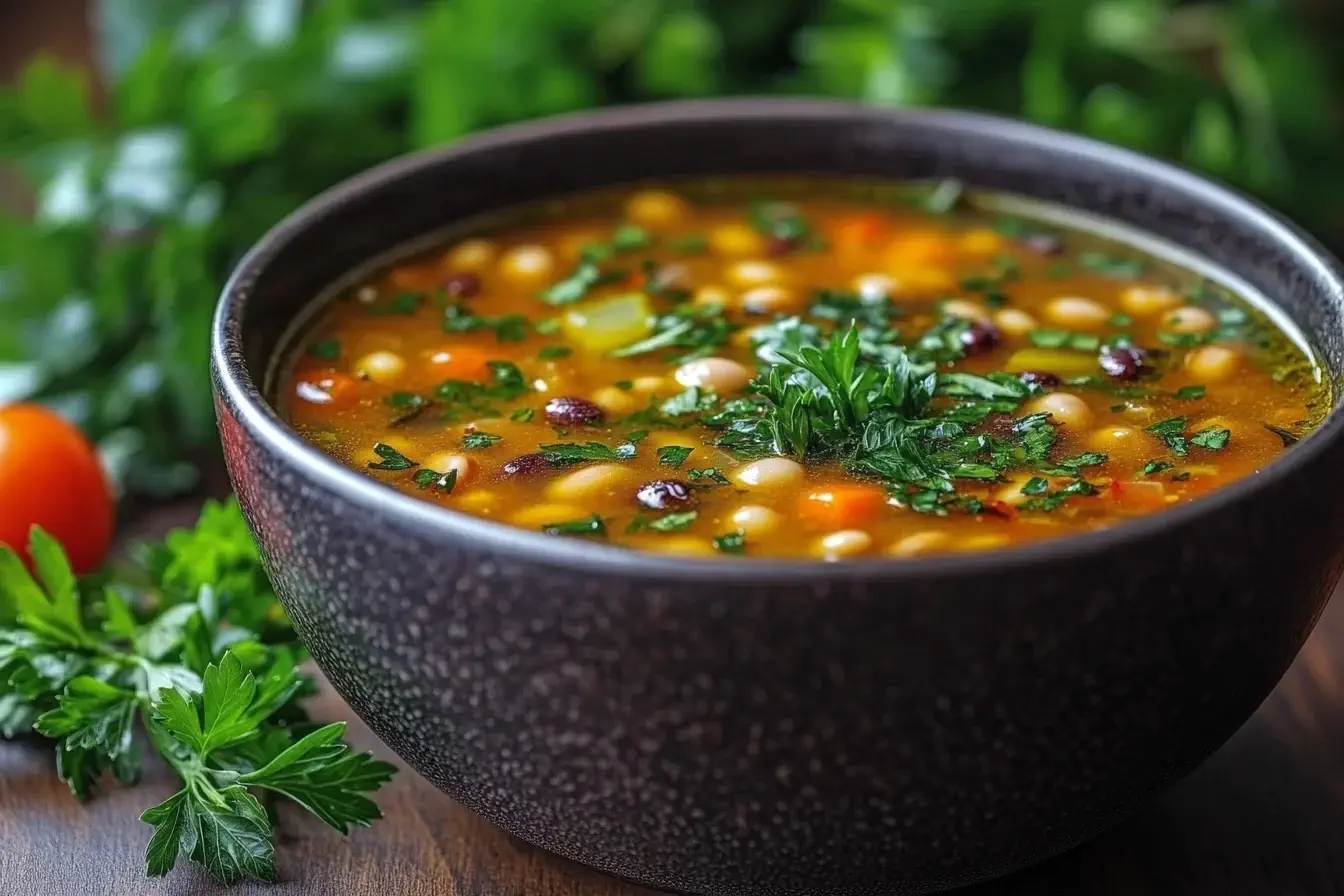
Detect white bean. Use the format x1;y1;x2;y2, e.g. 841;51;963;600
1120;285;1180;316
422;452;477;488
1046;296;1109;330
1027;393;1094;429
816;529;873;560
445;238;497;272
353;351;406;385
1162;305;1217;334
889;531;950;557
739;286;799;315
734;457;804;489
728;260;786;287
1184;345;1241;382
499;245;554;283
674;356;753;393
994;308;1037;338
546;464;633;502
730;505;781;537
941;299;990;322
512;503;590;528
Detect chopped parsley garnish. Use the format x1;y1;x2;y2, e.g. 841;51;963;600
461;432;502;450
670;234;708;253
657;446;694;467
433;361;528;421
661;386;718;417
538;345;573;360
540;513;607;537
1020;476;1049;495
809;289;898;330
367;442;417;470
1142;460;1173;476
510;408;535;422
626;511;698;534
1020;478;1099;511
307;339;341;360
1079;251;1146;279
1108;313;1133;327
712;531;747;554
611;305;734;360
413;467;458;492
687;467;732;486
1175;385;1207;399
1038;452;1108;477
1145;416;1190;456
385;391;431;426
541;260;626;305
611;223;652;252
1265;423;1301;446
443;304;529;341
750;200;813;243
370;292;422;315
1190;426;1230;450
537;441;637;466
535;318;560;335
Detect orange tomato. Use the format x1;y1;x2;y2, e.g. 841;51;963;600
798;483;888;529
427;345;492;382
0;404;114;575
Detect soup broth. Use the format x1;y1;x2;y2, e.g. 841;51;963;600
279;179;1325;560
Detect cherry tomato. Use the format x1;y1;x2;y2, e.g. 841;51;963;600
0;404;114;574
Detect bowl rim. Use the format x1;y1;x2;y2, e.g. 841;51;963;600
213;97;1344;583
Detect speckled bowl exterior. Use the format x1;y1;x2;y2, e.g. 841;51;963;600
211;101;1344;896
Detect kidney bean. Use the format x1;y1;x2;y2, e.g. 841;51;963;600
636;479;695;511
544;396;605;427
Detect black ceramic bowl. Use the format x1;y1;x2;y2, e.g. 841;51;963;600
212;100;1344;896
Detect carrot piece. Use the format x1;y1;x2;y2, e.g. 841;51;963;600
832;214;889;254
798;483;888;528
295;370;361;406
427;345;493;382
886;229;957;269
1109;479;1166;512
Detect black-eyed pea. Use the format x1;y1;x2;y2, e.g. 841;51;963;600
445;238;497;272
590;386;640;415
888;531;950;557
624;189;690;228
728;260;787;287
730;505;781;537
815;529;873;560
674;356;753;393
1045;296;1109;330
512;503;590;528
546;464;635;502
353;350;406;385
994;308;1037;338
739;286;799;316
941;299;991;323
1162;305;1217;334
734;457;804;489
422;452;477;488
1027;392;1093;429
709;222;766;257
1120;285;1181;316
1184;345;1242;382
498;245;555;284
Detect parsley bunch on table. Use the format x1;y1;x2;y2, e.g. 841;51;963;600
0;500;395;885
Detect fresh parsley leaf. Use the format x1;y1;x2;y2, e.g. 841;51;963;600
1175;385;1207;399
1142;460;1173;476
510;408;535;422
1029;329;1100;352
385;392;430;426
661;387;718;417
1191;426;1231;450
461;432;502;450
670;234;708;253
626;511;699;534
657;446;694;467
712;531;747;554
307;339;341;361
687;468;732;486
611;223;652;252
538;442;637;466
1079;251;1146;279
540;514;607;537
538;345;572;360
1145;417;1190;456
1020;476;1049;495
442;304;528;342
367;443;417;470
541;260;625;305
370;292;422;316
611;305;734;360
413;468;458;493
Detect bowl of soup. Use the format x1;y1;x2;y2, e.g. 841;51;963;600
212;100;1344;896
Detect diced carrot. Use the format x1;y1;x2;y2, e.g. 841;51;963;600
798;483;887;528
886;229;957;269
1109;479;1166;512
832;214;889;254
427;345;492;382
295;370;361;406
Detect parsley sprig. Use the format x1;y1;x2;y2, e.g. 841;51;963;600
0;501;395;884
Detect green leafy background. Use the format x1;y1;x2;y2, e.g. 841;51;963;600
2;0;1339;498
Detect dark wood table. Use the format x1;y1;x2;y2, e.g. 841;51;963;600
5;501;1344;895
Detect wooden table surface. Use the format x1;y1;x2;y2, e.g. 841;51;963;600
5;498;1344;895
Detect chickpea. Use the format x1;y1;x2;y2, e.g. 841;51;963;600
853;273;896;303
1184;345;1242;383
739;286;800;316
730;505;781;538
1120;285;1181;316
816;529;874;560
1162;305;1217;334
445;238;497;272
422;452;477;489
958;228;1005;257
710;223;766;257
591;386;640;415
498;245;555;283
1088;425;1145;460
734;457;804;489
693;284;732;308
546;464;634;502
728;260;786;287
353;350;406;385
888;531;950;557
1045;296;1109;330
994;308;1038;338
941;299;991;323
625;189;690;229
512;503;590;528
674;357;753;393
1027;392;1094;429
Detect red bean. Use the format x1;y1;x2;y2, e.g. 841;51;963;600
443;272;482;299
501;453;549;477
1022;233;1063;256
1018;370;1062;389
636;479;695;510
544;396;605;427
959;321;1001;355
1099;345;1149;380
